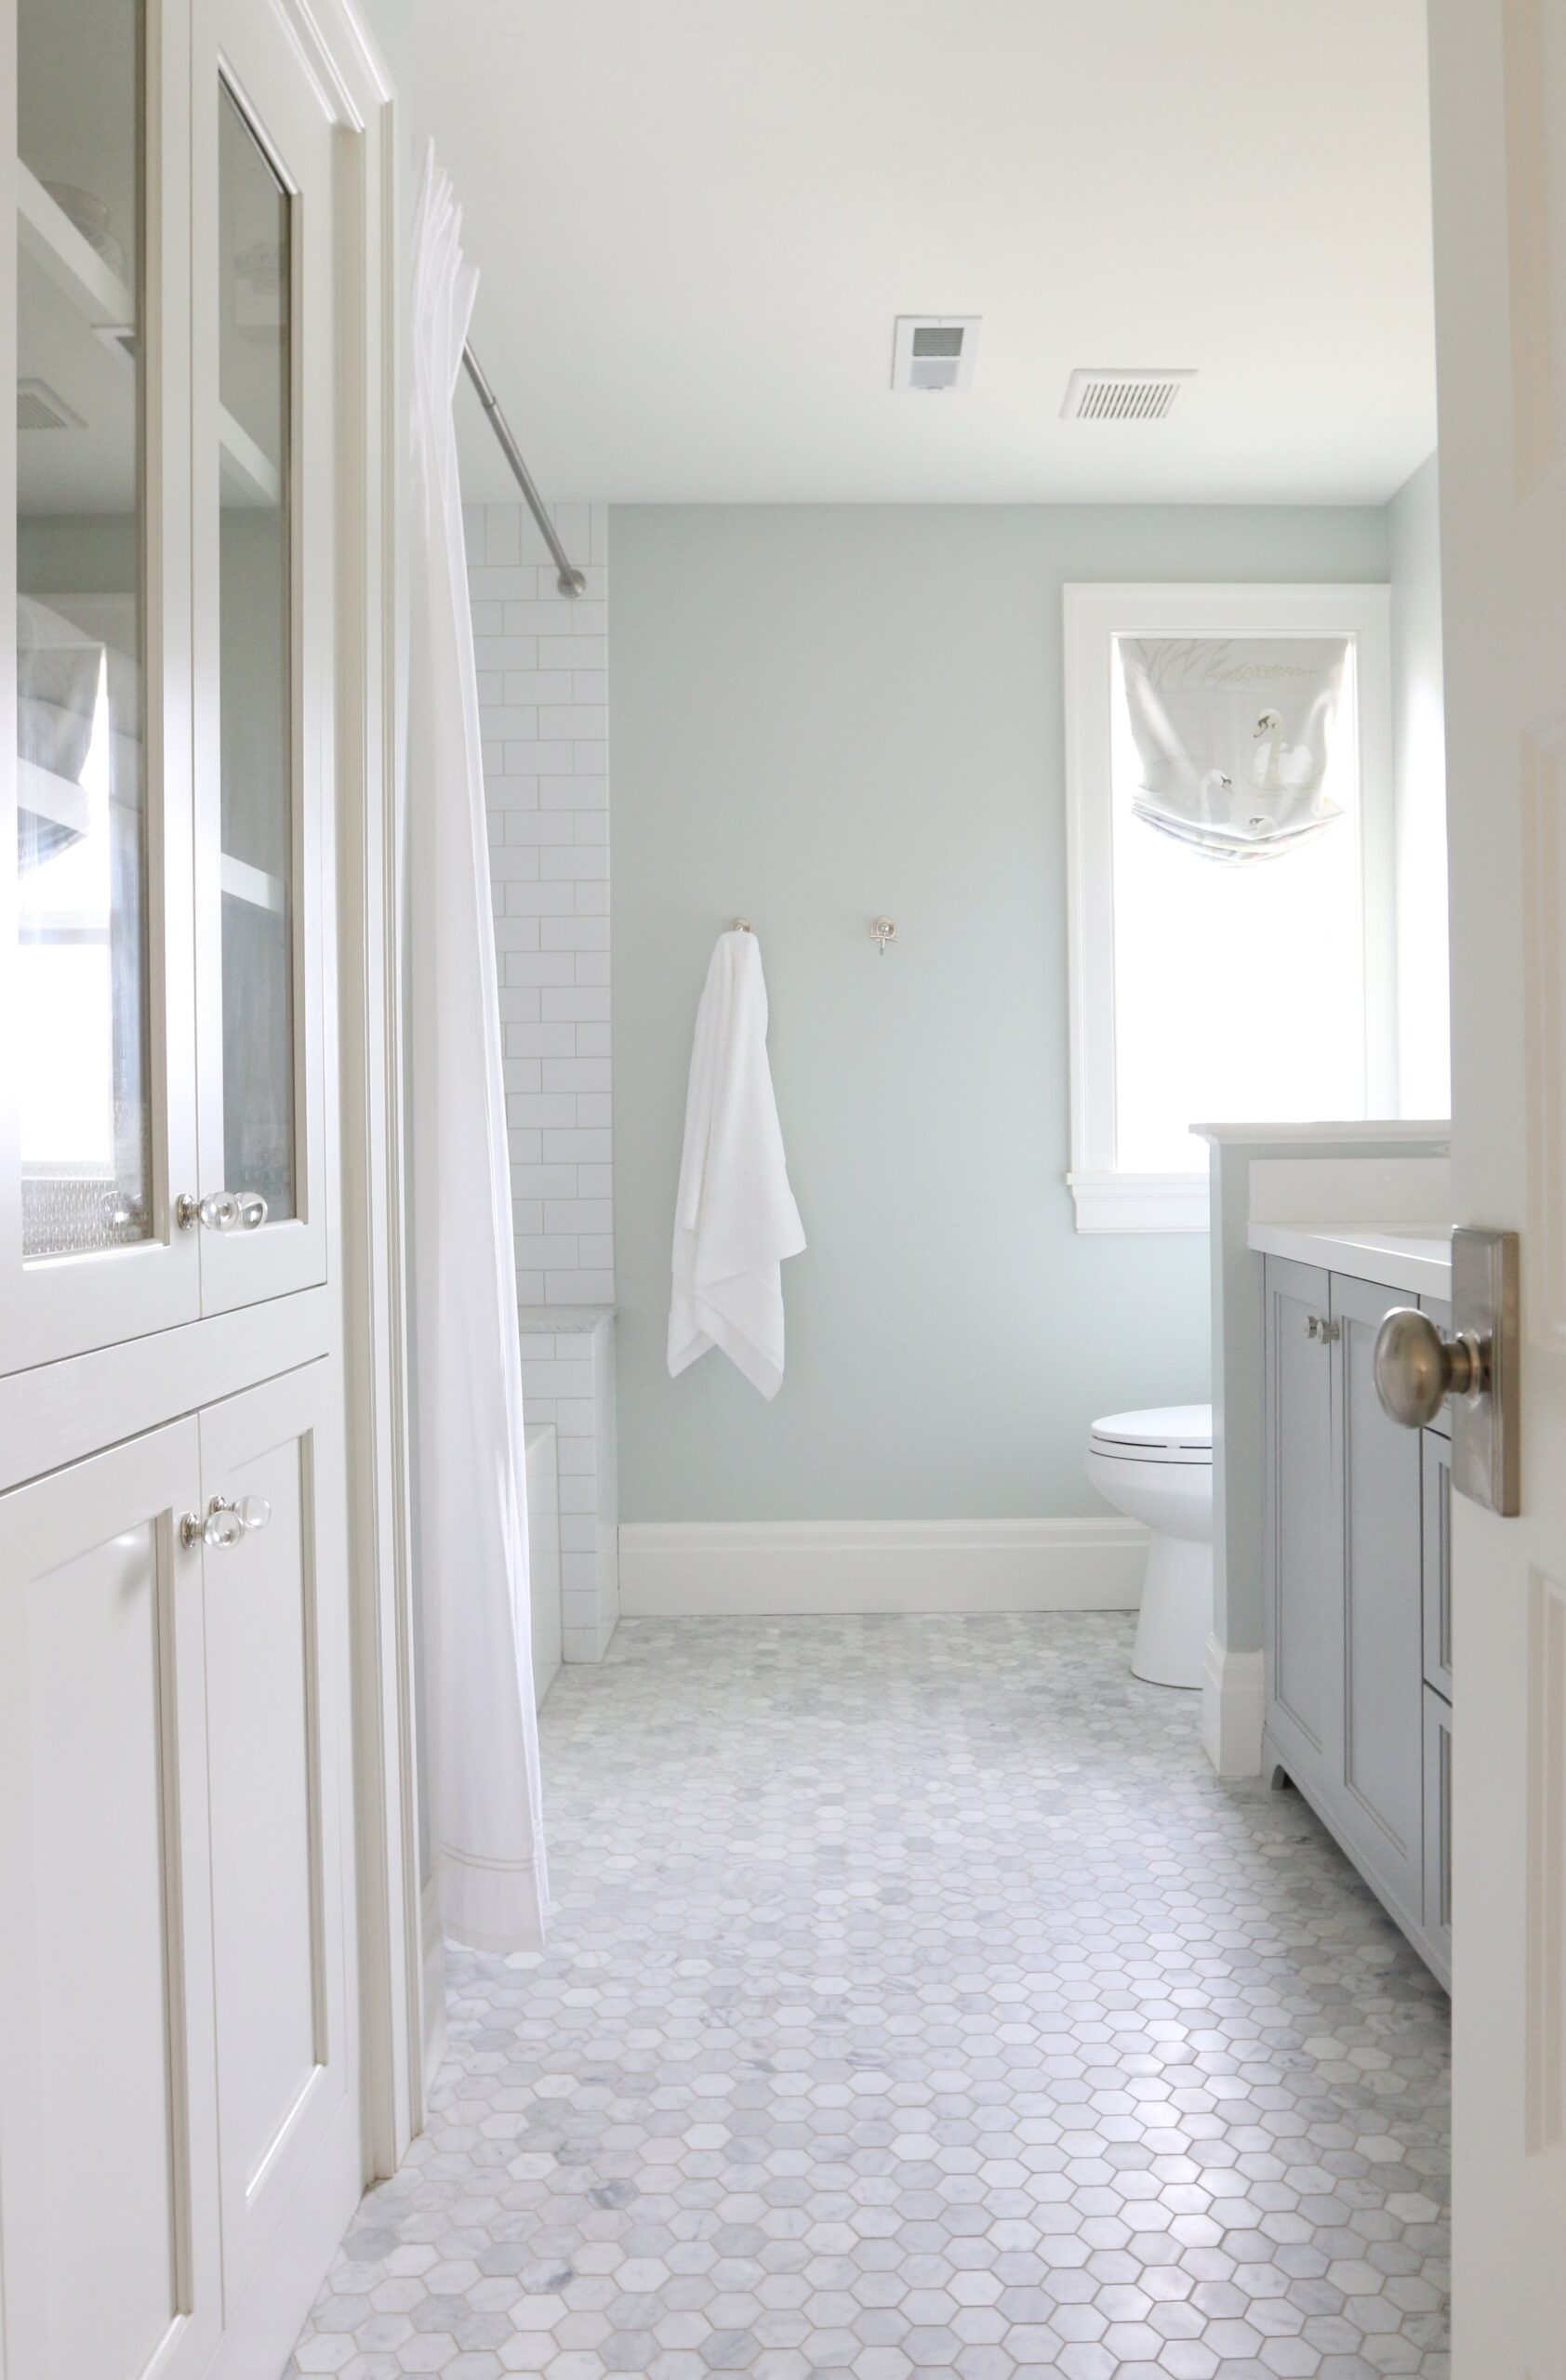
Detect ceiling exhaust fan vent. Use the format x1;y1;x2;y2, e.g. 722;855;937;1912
1061;367;1195;422
18;377;85;431
892;316;980;394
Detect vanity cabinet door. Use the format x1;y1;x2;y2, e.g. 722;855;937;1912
1263;1255;1339;1793
1330;1271;1425;1936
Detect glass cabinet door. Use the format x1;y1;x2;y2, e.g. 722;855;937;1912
1;0;200;1370
191;1;330;1312
216;87;296;1225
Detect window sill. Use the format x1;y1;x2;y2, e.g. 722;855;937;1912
1068;1171;1211;1234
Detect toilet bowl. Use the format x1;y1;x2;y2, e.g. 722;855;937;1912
1084;1404;1213;1689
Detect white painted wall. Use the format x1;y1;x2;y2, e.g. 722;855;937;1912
608;502;1392;1528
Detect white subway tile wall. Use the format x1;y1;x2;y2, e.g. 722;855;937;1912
466;499;612;1306
519;1311;618;1665
469;500;618;1660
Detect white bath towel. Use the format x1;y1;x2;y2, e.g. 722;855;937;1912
669;930;805;1399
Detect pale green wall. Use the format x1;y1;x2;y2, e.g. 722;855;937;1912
611;504;1390;1524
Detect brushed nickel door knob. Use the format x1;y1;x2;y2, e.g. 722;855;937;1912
1374;1305;1485;1429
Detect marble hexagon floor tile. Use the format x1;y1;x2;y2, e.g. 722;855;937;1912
286;1614;1450;2380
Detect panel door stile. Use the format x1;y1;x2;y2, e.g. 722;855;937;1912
1422;1428;1453;1703
1423;1685;1453;1987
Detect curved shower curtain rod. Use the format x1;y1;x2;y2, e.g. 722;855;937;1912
461;345;587;599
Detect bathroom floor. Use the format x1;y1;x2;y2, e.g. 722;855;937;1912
287;1615;1450;2380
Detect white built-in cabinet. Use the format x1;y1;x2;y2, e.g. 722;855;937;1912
1263;1256;1453;1986
1;0;365;2371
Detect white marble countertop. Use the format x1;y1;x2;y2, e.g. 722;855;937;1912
1246;1222;1453;1299
1195;1118;1451;1149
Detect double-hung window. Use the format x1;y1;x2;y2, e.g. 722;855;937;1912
1063;584;1395;1232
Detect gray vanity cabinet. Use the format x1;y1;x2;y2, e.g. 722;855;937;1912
1262;1258;1453;1987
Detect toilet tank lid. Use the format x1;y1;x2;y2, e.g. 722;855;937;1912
1090;1403;1213;1458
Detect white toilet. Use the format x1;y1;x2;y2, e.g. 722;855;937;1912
1084;1404;1214;1689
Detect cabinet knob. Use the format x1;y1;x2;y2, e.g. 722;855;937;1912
176;1189;269;1234
180;1493;272;1551
1373;1306;1484;1430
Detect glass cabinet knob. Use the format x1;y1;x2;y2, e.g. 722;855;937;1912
180;1493;272;1551
176;1189;270;1233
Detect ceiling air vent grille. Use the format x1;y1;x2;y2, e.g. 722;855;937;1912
892;316;980;394
18;377;85;431
1061;367;1195;422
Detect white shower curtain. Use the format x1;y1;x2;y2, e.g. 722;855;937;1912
405;146;548;1953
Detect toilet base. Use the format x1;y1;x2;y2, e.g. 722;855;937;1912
1131;1530;1211;1690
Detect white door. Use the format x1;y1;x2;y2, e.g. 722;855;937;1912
1429;0;1566;2366
199;1360;354;2322
189;0;333;1312
0;1421;223;2380
0;0;201;1369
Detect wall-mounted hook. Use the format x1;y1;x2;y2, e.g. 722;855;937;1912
730;916;753;932
869;918;898;957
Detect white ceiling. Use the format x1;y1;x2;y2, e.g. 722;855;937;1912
381;0;1438;507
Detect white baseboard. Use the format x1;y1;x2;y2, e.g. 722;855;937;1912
1201;1633;1265;1778
618;1516;1148;1619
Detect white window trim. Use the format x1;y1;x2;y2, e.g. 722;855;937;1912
1063;582;1396;1235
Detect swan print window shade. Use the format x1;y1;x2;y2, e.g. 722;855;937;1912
1119;635;1350;862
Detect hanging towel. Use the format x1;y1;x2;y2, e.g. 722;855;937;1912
669;930;805;1399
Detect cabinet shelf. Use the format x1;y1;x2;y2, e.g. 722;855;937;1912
219;853;285;915
17;161;133;337
217;411;283;509
18;161;282;508
18;756;93;840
